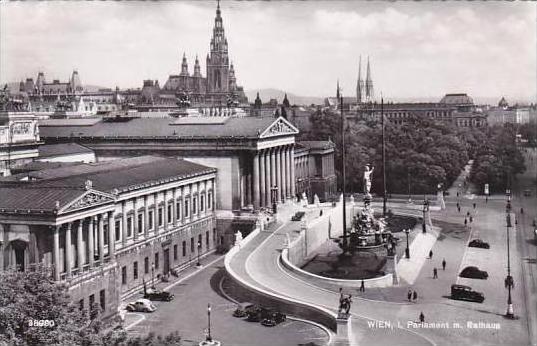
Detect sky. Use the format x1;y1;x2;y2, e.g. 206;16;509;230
1;1;536;103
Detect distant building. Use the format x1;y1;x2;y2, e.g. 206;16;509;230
0;112;42;176
486;97;532;126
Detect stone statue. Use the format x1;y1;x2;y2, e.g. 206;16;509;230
338;293;352;316
363;165;374;195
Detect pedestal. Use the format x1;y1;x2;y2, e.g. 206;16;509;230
336;314;352;341
199;340;221;346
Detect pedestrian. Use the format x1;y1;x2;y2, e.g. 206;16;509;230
429;250;433;259
320;209;323;217
407;290;412;302
521;208;524;214
419;312;425;323
486;196;488;203
433;267;438;279
464;218;468;226
469;216;473;223
457;191;460;197
442;258;446;271
360;280;365;292
473;202;476;209
467;211;470;217
413;290;418;302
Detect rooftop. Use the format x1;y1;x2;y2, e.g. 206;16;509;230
38;142;94;158
0;156;216;213
39;116;293;140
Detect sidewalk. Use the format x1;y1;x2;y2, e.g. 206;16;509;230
397;226;440;285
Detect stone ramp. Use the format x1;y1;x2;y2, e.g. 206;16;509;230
397;227;440;285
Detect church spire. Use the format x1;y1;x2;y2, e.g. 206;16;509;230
365;56;374;102
180;53;190;76
357;55;364;104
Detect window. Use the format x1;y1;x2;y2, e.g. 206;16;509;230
206;231;209;247
182;241;186;257
190;238;195;253
148;210;154;230
208;192;213;210
100;289;105;311
184;199;190;218
158;207;163;227
89;294;96;319
154;253;159;269
200;195;205;212
115;220;121;242
173;244;178;260
213;228;217;242
193;196;197;215
176;201;182;221
121;266;127;285
168;204;173;223
144;257;149;274
137;213;144;234
79;299;84;311
133;261;138;280
127;216;133;238
198;234;202;251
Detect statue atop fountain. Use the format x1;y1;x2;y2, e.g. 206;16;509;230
363;165;374;203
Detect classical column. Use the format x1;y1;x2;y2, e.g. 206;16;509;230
259;150;266;207
246;173;252;206
144;196;149;238
277;147;285;202
264;150;271;206
280;147;287;201
53;225;60;281
108;211;115;260
276;147;282;202
181;187;186;223
290;145;296;197
173;188;178;223
88;217;94;268
252;152;260;209
133;198;138;241
65;223;72;278
154;193;159;234
98;215;104;265
77;221;84;272
122;201;127;246
284;146;291;199
270;148;276;202
164;190;169;231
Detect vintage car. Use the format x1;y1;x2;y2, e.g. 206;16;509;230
232;303;255;318
460;266;488;280
143;288;174;302
468;239;490;249
126;299;157;313
451;284;485;303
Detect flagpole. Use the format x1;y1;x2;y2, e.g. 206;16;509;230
381;95;387;216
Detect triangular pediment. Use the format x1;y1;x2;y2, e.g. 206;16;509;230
59;190;115;214
259;117;299;139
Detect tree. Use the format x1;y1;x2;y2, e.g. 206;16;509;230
0;265;182;346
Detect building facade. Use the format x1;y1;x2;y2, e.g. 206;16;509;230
294;141;337;202
0;156;217;319
0;112;42;176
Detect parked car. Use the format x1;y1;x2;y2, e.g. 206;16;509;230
232;302;254;318
460;266;488;279
261;318;277;327
143;288;174;301
451;284;485;303
126;299;157;313
468;239;490;249
291;211;305;221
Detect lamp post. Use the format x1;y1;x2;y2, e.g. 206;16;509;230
407;169;411;203
404;229;410;259
207;303;212;342
338;82;349;254
505;195;515;319
422;199;428;233
151;263;155;289
381;96;387;216
197;241;202;266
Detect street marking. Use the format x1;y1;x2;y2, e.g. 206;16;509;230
162;255;225;291
124;313;146;331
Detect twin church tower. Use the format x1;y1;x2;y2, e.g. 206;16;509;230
356;56;374;104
